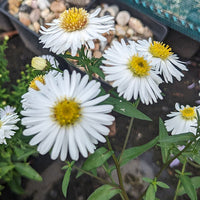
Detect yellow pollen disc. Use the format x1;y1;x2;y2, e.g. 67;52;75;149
128;55;151;77
59;7;88;32
149;41;173;60
180;106;196;120
52;98;81;126
29;75;45;91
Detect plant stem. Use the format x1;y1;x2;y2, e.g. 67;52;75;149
138;140;193;200
119;100;140;163
74;165;117;187
174;160;187;200
106;137;129;200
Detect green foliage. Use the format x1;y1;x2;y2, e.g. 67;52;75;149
87;184;121;200
0;39;41;195
120;136;159;166
77;147;113;178
62;161;75;198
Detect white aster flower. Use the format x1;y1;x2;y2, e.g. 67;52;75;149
165;103;200;135
101;40;163;105
39;7;114;56
0;106;19;144
21;70;114;161
136;38;188;83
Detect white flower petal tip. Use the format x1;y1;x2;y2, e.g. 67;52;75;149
164;103;200;135
39;7;114;56
0;106;19;144
101;40;163;105
136;39;187;83
21;70;114;161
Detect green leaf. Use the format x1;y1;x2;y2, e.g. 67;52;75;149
8;179;24;194
87;185;121;200
15;163;42;181
87;64;105;79
77;147;113;178
178;176;200;196
0;163;14;177
159;118;170;163
143;177;153;183
156;181;169;189
120;137;158;166
145;184;156;200
180;175;197;200
159;132;195;144
102;96;151;121
62;167;72;198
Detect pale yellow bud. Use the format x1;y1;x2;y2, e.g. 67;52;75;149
31;57;47;70
4;35;9;41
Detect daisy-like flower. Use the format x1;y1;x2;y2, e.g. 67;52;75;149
21;70;114;161
136;38;188;83
0;106;19;144
164;103;200;135
100;39;163;105
39;7;114;56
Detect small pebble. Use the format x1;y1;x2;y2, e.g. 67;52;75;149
128;17;145;34
19;12;31;26
30;9;41;23
116;10;130;26
93;51;102;58
50;1;66;13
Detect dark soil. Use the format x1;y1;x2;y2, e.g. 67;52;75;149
1;27;200;200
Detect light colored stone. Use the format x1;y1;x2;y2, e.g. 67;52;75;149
50;1;66;13
31;0;38;9
23;0;32;6
116;10;130;26
105;5;119;17
115;25;128;37
8;0;21;15
41;8;50;19
65;0;90;7
19;12;31;26
128;17;145;35
143;26;153;38
126;28;135;37
44;12;56;23
93;51;102;58
33;21;41;33
30;9;41;23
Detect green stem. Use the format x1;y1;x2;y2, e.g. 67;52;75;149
106;137;129;200
138;140;193;200
102;164;115;183
74;165;117;187
119;100;140;163
174;160;187;200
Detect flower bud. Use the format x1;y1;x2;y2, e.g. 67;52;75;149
31;57;47;70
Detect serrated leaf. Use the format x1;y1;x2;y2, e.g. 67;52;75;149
159;132;195;144
87;184;121;200
156;181;169;189
159;118;170;163
15;163;42;181
178;176;200;196
180;175;197;200
62;167;72;198
102;96;151;121
77;147;113;178
120;137;158;166
145;184;156;200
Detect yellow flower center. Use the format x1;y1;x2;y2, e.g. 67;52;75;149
59;7;88;32
149;41;173;60
128;55;151;77
52;98;81;127
29;75;45;91
180;106;196;120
